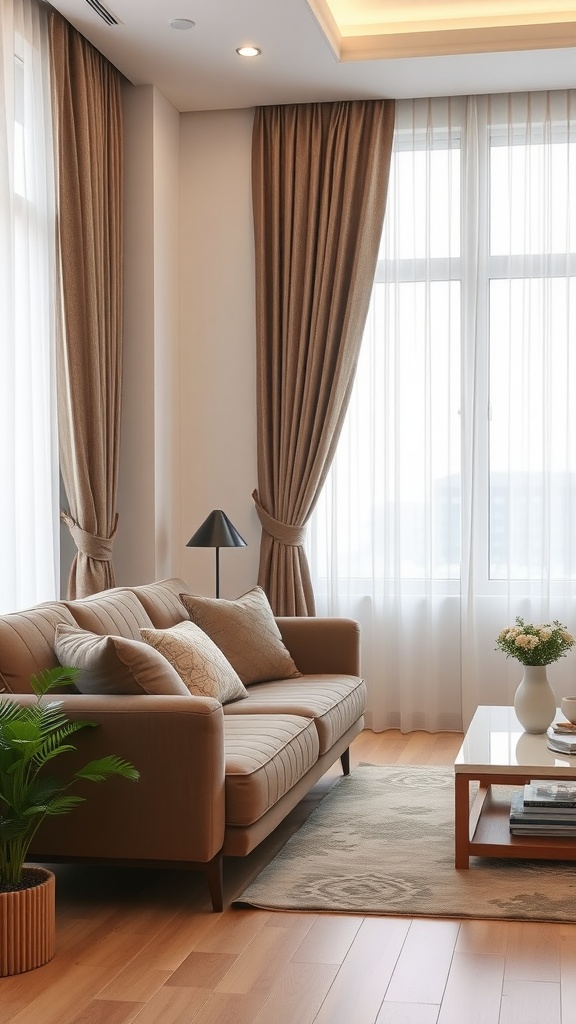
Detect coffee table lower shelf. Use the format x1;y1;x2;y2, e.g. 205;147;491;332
455;774;576;867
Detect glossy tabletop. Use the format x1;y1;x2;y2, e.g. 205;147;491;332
454;704;576;776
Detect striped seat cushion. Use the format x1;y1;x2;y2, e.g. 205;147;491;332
223;674;365;754
224;714;319;826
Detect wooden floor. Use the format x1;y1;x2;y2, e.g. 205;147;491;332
2;729;576;1024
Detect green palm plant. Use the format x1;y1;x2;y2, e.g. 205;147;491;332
0;666;139;891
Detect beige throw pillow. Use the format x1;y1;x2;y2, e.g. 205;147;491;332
139;620;248;704
179;586;301;686
54;623;190;696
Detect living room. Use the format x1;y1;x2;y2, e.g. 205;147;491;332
3;0;576;1021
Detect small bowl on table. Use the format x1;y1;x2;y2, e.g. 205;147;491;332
560;696;576;725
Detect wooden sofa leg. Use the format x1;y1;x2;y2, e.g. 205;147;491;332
204;853;224;912
340;748;350;776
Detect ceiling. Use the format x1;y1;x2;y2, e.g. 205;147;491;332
46;0;576;113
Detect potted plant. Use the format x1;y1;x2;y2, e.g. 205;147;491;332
0;666;139;975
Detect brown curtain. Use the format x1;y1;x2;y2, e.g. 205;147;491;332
49;12;123;598
252;99;395;615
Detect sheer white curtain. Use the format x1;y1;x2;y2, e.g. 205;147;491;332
307;91;576;734
0;0;58;613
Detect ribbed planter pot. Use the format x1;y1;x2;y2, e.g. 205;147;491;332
0;867;56;976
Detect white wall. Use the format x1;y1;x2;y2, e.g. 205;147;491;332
116;88;260;597
116;82;157;586
178;108;260;598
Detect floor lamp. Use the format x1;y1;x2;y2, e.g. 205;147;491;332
186;510;247;598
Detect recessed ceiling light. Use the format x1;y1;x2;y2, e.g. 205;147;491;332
170;18;195;30
236;46;261;57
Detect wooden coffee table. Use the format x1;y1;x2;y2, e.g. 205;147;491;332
454;704;576;867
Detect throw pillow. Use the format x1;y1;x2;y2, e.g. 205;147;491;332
139;620;248;703
179;586;301;685
54;623;190;696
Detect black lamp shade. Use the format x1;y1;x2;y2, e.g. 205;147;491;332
186;510;246;549
186;510;246;598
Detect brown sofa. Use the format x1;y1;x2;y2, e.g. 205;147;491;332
0;578;365;910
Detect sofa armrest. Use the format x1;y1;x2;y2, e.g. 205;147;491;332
6;693;225;865
275;617;360;676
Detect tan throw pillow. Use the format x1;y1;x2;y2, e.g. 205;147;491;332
139;620;248;704
179;586;301;686
54;623;190;696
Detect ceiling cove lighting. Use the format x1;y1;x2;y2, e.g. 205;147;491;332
236;45;261;57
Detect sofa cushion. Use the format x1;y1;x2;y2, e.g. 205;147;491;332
180;587;301;686
54;623;190;696
223;714;319;826
129;578;190;629
223;674;366;754
64;589;154;639
0;602;79;694
140;620;248;704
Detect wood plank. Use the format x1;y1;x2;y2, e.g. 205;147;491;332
72;928;155;970
504;921;562;983
4;966;119;1024
559;929;576;1024
251;962;340;1024
376;1003;440;1024
193;909;271;954
291;915;364;964
396;733;441;765
164;950;239;988
499;979;561;1024
435;951;504;1024
174;991;269;1024
68;1000;143;1024
454;919;510;955
106;907;221;973
96;962;173;1003
126;985;212;1024
312;917;411;1024
384;919;460;1004
215;916;315;996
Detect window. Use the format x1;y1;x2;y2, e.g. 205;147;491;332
307;92;576;733
0;0;59;613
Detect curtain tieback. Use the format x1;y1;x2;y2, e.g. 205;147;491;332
61;511;118;561
252;491;306;546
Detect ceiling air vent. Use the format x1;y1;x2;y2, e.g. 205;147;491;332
84;0;119;26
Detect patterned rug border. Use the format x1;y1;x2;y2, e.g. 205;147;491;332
233;763;576;922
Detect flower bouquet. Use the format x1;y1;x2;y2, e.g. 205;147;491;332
496;618;575;667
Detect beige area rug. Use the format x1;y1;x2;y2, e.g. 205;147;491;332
233;764;576;921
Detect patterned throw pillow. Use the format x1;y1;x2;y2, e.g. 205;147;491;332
139;620;248;704
179;586;301;686
54;623;190;696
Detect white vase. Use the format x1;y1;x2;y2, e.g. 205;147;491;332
513;664;557;734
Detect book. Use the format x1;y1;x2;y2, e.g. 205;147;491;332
547;739;576;756
517;803;576;817
509;791;576;835
551;721;576;735
510;823;576;831
545;729;576;755
523;779;576;807
511;792;576;824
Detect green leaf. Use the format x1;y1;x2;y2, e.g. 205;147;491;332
29;667;80;697
75;755;140;783
44;795;86;815
24;776;68;805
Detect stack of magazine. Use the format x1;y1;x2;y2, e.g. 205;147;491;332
510;779;576;836
547;721;576;755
